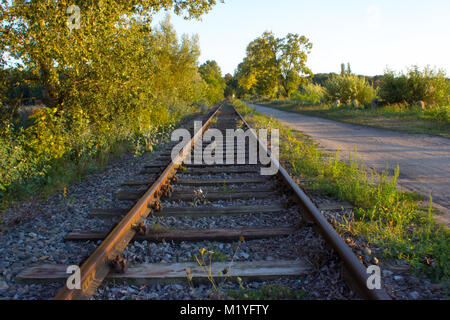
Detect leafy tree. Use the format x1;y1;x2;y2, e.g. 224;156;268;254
0;1;221;202
0;0;220;111
235;31;312;99
293;83;326;105
198;60;226;104
340;63;352;76
224;73;238;98
237;32;280;98
278;33;312;97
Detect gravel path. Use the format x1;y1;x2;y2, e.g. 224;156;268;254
249;103;450;227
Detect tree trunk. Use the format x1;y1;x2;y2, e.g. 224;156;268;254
39;61;61;108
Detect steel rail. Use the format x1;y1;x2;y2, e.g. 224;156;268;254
233;105;391;300
54;103;224;300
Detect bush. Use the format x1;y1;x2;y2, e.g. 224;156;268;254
293;83;326;105
0;102;192;206
324;74;376;106
379;66;450;106
424;105;450;124
234;99;449;282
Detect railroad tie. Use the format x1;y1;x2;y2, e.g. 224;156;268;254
17;260;312;284
64;226;297;242
116;190;276;201
90;204;286;218
140;167;263;175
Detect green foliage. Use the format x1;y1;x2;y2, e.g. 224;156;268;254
293;83;326;105
255;100;450;137
0;1;218;110
324;73;376;106
224;73;238;98
278;33;313;97
233;99;449;282
236;31;312;99
379;66;450;106
0;65;7;118
198;60;226;104
0;0;220;206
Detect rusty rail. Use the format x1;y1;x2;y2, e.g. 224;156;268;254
54;103;224;300
233;105;391;300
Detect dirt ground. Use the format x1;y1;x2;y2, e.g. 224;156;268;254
249;103;450;227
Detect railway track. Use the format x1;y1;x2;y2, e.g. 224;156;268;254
17;102;391;300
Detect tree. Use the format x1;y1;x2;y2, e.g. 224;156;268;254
235;31;312;98
0;0;220;111
378;66;449;105
278;33;312;97
198;60;226;104
347;63;352;75
0;3;221;200
224;73;237;98
233;32;278;98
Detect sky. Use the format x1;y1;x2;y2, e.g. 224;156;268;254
153;0;450;76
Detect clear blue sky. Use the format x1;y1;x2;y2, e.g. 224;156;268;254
153;0;450;76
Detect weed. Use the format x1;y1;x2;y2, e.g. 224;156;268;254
187;236;245;298
193;189;208;206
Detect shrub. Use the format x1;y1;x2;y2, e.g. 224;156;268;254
379;66;450;106
424;105;450;124
324;74;376;106
293;83;326;105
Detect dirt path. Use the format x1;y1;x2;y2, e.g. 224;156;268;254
249;103;450;227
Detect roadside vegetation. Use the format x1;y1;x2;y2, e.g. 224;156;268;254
0;1;224;212
224;34;449;136
243;65;450;137
254;99;450;137
232;99;449;285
